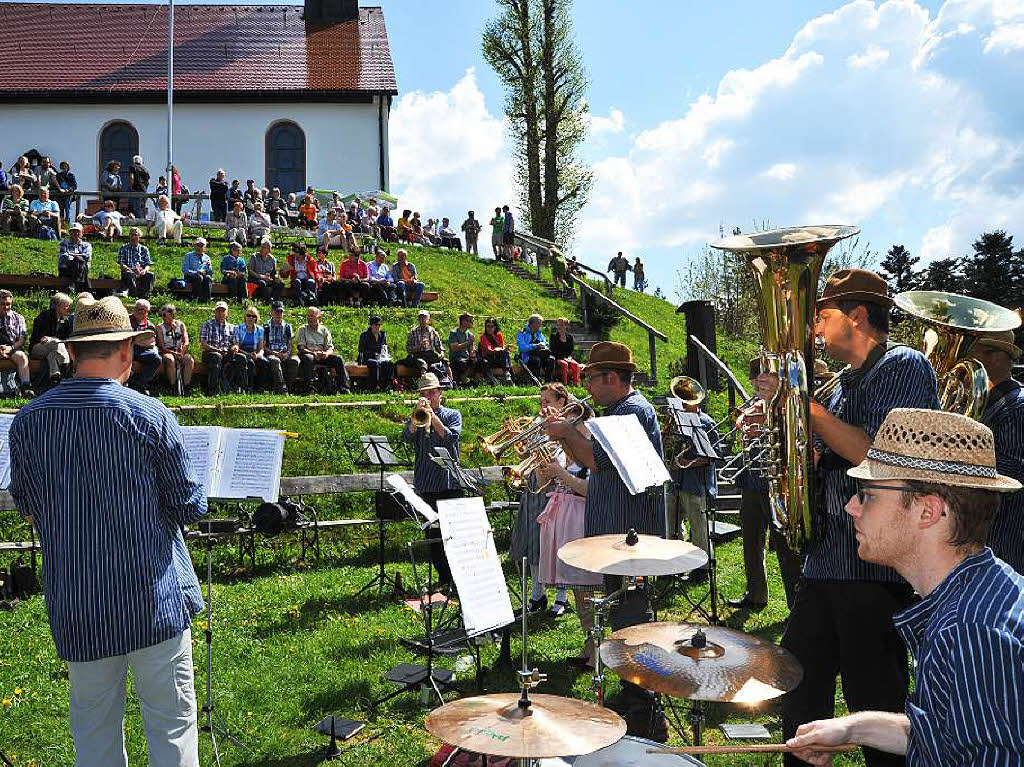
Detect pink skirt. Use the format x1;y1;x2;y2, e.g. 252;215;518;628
537;492;603;587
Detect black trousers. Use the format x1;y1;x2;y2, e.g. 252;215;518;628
421;489;465;587
298;352;350;391
202;350;225;394
363;359;394;390
120;271;155;298
58;261;90;292
781;579;915;767
250;277;284;303
738;486;802;607
525;351;554;382
338;279;370;305
211;200;227;222
222;275;247;300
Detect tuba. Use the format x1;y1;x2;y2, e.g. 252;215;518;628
893;291;1022;420
711;225;859;552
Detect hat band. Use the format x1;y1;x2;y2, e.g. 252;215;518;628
68;325;137;339
867;448;998;479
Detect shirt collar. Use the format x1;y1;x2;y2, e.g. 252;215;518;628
603;389;637;414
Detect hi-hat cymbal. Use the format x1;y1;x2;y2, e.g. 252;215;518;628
600;622;802;703
558;533;709;576
425;693;626;759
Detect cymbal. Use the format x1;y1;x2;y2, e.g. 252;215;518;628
599;622;802;703
557;533;709;576
425;693;626;759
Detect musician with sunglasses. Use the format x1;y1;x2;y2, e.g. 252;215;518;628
754;269;939;767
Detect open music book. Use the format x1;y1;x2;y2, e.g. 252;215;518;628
0;413;13;490
179;426;286;502
586;414;672;495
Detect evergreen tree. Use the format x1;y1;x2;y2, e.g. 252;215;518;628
918;257;963;294
960;230;1020;307
878;244;921;294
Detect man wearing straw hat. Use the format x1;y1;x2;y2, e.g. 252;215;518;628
788;408;1024;765
969;329;1024;574
8;296;207;767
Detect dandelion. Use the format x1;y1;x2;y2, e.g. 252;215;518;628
14;688;22;696
1;698;11;708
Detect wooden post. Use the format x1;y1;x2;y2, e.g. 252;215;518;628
74;192;81;220
648;331;657;385
580;282;589;330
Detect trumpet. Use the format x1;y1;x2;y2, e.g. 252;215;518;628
477;415;536;458
411;405;432;428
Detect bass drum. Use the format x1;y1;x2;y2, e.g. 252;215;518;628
539;735;703;766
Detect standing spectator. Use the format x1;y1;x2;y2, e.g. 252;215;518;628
633;257;646;292
243;180;259;215
478;317;513;385
219;241;248;301
367;248;397;306
54;161;77;225
550;317;581;386
228;307;268;392
100;160;122;208
35;156;59;195
403;310;447;379
298;194;319;230
296;307;351;394
29;292;72;389
247;202;272;245
182;238;213;302
0;290;34;397
337;249;370;307
263;302;298;394
607;251;631;288
155;175;168;198
390;248;424;308
489;207;504;259
461;210;481;255
0;162;7;204
209;169;229;222
199;302;233;394
266;188;288;227
57;223;92;291
377;206;396;241
128;155;150;218
439;218;461;250
127;300;162;395
517;314;554;382
357;314;394;391
448;313;476;385
314;245;338;305
550;247;569;293
225;200;248;245
0;184;29;233
94;199;124;241
30;187;61;238
502;205;515;258
117;227;155;298
150;194;183;244
169;165;183;214
248;238;284;303
155;304;194;395
228;179;244;209
283;242;319;307
10;156;35;196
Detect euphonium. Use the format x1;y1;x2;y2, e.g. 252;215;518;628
894;291;1022;420
667;376;709;469
711;225;859;552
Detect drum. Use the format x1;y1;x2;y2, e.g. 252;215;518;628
539;735;703;766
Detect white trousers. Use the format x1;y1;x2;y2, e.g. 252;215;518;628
67;630;199;767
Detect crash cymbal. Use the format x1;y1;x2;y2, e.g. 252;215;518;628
599;622;802;703
557;533;709;576
425;693;626;759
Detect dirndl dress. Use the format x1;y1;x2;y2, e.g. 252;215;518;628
537;469;602;588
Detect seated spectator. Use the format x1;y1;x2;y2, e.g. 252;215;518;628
478;317;513;385
150;194;183;244
377;206;396;241
266;187;288;227
0;290;34;397
93;199;124;241
314;245;338;305
422;218;441;247
448;313;476;385
243;180;259;215
199;301;234;394
229;306;269;392
127;299;162;394
439;217;461;250
286;193;300;226
225;200;248;245
410;212;425;245
296;307;351;394
155;303;194;394
220;241;248;300
362;206;378;238
1;184;29;233
263;301;299;394
390;248;425;308
228;179;244;208
29;292;72;390
248;238;284;303
283;242;320;306
209;168;229;222
182;238;214;302
550;317;581;386
99;160;122;207
30;186;61;238
367;248;397;306
403;309;447;379
0;164;7;202
54;161;78;225
347;200;362;228
357;314;394;391
396;209;412;241
248;202;272;245
337;248;370;307
117;227;155;298
298;194;319;230
318;207;345;248
517;313;554;382
57;223;92;291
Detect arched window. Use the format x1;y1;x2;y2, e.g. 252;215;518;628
265;122;306;194
99;121;139;188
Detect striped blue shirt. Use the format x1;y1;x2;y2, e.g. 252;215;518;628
670;410;719;499
403;405;462;493
983;379;1024;574
895;548;1024;766
805;344;939;581
8;378;207;662
585;389;667;538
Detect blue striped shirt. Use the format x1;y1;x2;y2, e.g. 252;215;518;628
8;378;207;662
805;344;939;581
403;405;462;493
585;390;667;538
895;548;1024;766
670;410;719;499
983;379;1024;575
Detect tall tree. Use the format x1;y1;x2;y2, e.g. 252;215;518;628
878;244;921;294
918;257;963;294
961;230;1022;309
483;0;592;246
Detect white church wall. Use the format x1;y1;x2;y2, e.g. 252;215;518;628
0;100;388;198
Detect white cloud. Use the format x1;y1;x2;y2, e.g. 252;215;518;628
762;163;798;181
589;107;625;136
846;43;891;68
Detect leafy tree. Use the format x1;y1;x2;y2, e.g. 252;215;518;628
918;257;963;294
878;244;921;294
960;230;1022;309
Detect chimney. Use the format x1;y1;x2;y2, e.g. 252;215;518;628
304;0;359;23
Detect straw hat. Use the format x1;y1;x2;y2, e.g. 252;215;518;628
817;268;893;308
974;329;1022;361
416;373;442;392
583;341;636;373
67;296;154;344
847;408;1021;491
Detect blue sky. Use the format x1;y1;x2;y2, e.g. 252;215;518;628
29;0;1024;296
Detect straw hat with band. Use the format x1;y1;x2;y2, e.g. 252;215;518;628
973;329;1022;361
847;408;1021;491
417;373;442;392
583;341;636;373
67;296;155;344
817;268;893;309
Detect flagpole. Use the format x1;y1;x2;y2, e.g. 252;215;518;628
166;0;174;176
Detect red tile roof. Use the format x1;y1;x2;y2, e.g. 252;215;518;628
0;3;397;99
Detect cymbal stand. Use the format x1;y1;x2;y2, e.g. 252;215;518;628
586;577;630;705
516;556;547;711
680;495;721;625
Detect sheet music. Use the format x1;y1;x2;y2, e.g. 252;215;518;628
437;496;514;636
215;429;285;502
385;473;437;525
179;425;223;498
0;413;15;490
360;435;399;465
587;414;672;494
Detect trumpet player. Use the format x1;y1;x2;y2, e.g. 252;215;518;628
753;269;940;767
402;372;463;587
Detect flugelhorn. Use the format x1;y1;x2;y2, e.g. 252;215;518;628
477;415;536;458
411;405;432;428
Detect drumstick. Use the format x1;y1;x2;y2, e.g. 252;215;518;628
647;743;857;755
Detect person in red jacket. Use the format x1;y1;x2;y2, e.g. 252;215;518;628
337;248;370;307
282;242;320;306
477;316;513;385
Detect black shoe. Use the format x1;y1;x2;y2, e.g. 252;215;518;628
725;593;768;611
548;599;571;617
527;595;547;614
